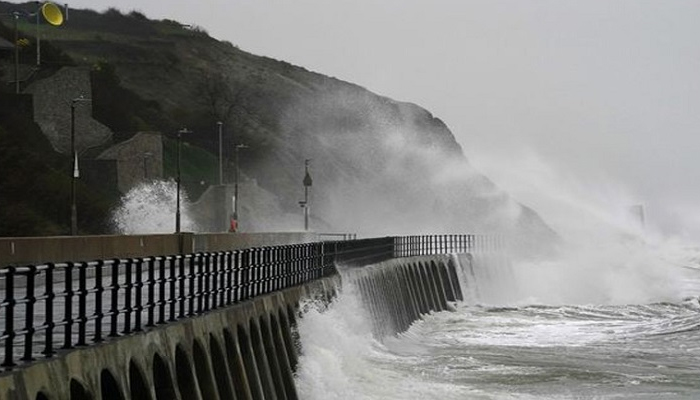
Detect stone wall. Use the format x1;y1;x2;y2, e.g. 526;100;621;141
26;66;112;155
97;131;163;193
0;232;319;267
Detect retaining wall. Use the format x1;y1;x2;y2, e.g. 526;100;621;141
347;254;465;338
0;232;318;267
0;274;338;400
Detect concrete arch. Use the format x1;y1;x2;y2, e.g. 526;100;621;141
192;339;220;400
277;308;297;372
238;324;265;400
153;353;179;400
270;313;298;399
209;333;236;400
430;261;449;310
259;315;287;399
100;369;125;400
250;319;277;400
70;378;92;400
129;360;153;400
224;328;254;400
175;345;201;400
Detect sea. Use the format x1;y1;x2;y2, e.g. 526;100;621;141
293;240;700;399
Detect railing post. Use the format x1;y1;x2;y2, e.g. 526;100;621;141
43;263;55;357
122;259;133;335
169;256;177;321
134;259;143;331
2;266;16;367
63;263;74;348
109;260;120;337
203;253;211;312
178;255;186;319
146;257;156;326
94;260;104;342
22;265;36;361
158;257;167;323
77;262;88;345
211;252;219;310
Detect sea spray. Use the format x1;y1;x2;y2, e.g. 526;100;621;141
111;180;198;234
294;278;485;400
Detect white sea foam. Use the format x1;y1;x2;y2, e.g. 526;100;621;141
110;180;198;234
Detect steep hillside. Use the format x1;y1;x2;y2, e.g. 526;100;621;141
0;3;556;251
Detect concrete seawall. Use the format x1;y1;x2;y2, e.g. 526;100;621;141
0;274;339;400
0;232;318;267
345;254;465;338
0;252;470;399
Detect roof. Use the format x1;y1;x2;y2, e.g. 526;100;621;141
0;37;13;51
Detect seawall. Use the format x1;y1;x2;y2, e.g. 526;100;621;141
0;232;318;267
0;274;339;400
344;254;465;338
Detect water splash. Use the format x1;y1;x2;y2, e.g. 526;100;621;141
111;180;198;234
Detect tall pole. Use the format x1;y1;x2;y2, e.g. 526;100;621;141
303;159;313;231
176;129;182;233
70;101;76;235
35;3;40;66
70;96;91;235
217;121;223;185
175;128;192;233
14;12;19;94
234;144;239;223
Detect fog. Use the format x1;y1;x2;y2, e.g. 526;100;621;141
22;0;700;242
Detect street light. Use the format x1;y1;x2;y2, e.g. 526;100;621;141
175;128;192;233
217;121;223;186
142;151;152;180
70;95;91;236
3;2;63;93
299;159;313;231
230;143;248;232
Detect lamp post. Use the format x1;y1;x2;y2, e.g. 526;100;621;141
175;128;192;233
300;159;313;231
70;95;91;236
13;11;19;94
142;151;152;180
4;2;64;93
217;121;223;185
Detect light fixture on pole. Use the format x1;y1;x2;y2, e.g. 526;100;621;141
299;159;313;231
217;121;223;185
3;2;63;93
175;128;192;233
34;2;64;66
142;151;152;180
70;95;91;236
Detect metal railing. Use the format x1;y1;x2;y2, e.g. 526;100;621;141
0;234;495;371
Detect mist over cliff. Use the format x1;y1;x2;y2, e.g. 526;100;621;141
0;3;555;251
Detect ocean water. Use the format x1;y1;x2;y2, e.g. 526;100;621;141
294;243;700;399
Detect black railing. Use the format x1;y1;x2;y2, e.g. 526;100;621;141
0;234;495;371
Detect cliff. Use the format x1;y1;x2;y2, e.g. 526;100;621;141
0;3;556;250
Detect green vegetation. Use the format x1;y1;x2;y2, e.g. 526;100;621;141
0;111;116;236
162;136;218;200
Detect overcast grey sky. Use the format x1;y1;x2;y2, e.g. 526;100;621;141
18;0;700;241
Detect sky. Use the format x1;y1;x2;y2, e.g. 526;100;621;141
16;0;700;241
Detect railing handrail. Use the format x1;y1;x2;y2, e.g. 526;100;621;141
0;234;497;372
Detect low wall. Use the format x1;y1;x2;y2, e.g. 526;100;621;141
346;254;465;338
0;274;339;400
0;232;318;267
